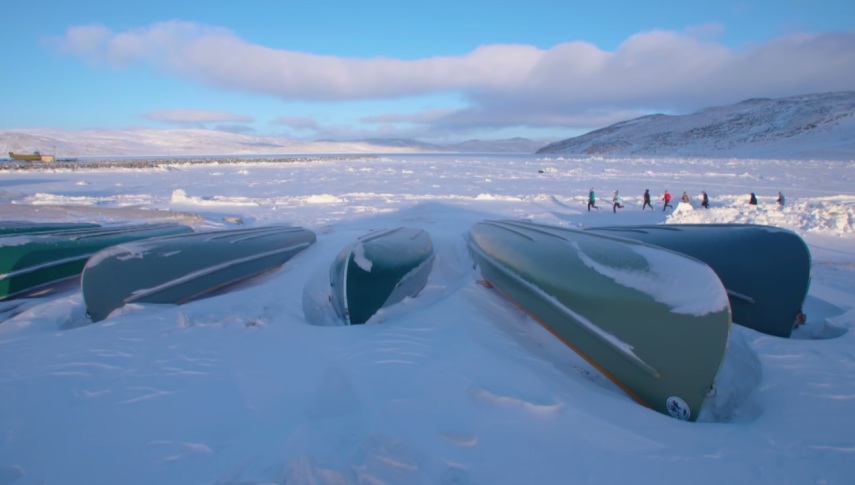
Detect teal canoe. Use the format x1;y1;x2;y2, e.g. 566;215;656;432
81;225;317;321
330;227;434;324
469;220;731;421
0;223;193;300
0;221;101;235
587;224;811;338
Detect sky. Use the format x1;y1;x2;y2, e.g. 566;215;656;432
1;153;854;483
2;0;854;142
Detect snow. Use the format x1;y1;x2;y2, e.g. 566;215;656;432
351;243;374;273
574;240;729;317
1;153;854;484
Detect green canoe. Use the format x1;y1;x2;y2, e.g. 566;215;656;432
0;221;101;235
81;225;317;321
330;227;434;324
0;223;193;300
587;224;811;338
469;220;731;421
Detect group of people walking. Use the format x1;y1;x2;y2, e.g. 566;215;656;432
589;188;710;212
588;188;786;213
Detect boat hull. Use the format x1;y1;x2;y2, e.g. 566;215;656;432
81;225;317;321
587;224;811;338
330;227;434;324
468;220;731;421
0;223;193;300
0;221;101;236
8;152;42;161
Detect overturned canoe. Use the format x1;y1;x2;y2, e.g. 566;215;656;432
82;225;317;321
587;224;811;338
469;220;731;421
0;221;101;235
0;223;193;300
330;227;434;324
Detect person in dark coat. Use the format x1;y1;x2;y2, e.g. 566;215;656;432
701;190;709;209
642;189;653;210
777;191;785;206
749;192;758;205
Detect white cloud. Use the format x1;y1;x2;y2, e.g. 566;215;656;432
52;21;855;137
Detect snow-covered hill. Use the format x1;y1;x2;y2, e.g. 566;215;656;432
0;129;417;158
0;129;546;158
356;137;547;153
537;91;855;160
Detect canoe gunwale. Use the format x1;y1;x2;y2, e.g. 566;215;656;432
338;248;352;322
726;289;755;304
59;223;186;241
0;253;92;282
0;274;81;301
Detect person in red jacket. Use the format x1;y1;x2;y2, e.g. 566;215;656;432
662;190;673;211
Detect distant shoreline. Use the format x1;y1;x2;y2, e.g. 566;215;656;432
0;155;380;171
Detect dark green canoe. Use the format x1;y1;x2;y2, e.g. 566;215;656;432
0;223;193;300
469;220;731;421
0;221;101;235
330;227;434;324
587;224;811;338
81;225;317;321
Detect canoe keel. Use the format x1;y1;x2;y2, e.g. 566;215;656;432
82;226;316;321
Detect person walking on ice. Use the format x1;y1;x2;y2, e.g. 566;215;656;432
588;188;599;211
701;190;709;209
662;190;673;211
777;191;785;207
612;190;624;213
642;189;653;210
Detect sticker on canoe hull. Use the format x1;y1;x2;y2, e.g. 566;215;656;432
666;396;691;421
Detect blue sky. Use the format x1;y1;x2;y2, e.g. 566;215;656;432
2;0;853;142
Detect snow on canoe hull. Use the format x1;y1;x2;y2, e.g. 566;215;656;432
330;227;434;324
0;223;194;300
468;220;731;421
82;225;317;322
0;221;101;235
587;224;811;338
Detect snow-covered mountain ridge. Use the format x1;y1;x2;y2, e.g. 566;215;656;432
537;91;855;160
0;128;546;158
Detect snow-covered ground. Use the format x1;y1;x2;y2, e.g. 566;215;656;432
1;154;853;484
